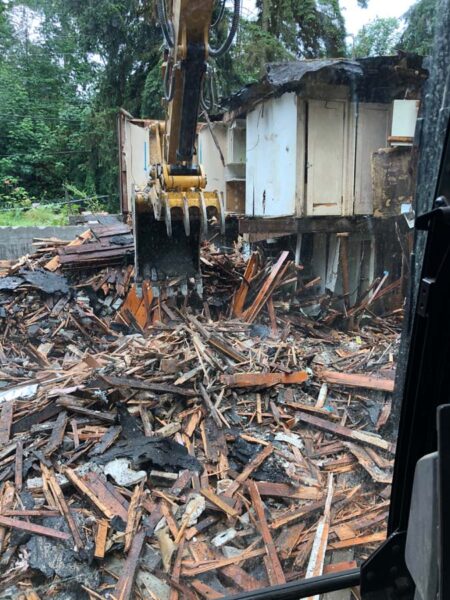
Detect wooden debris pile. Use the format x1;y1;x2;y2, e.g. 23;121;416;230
0;263;399;600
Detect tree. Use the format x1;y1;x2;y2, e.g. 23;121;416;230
353;16;401;57
255;0;347;58
400;0;437;55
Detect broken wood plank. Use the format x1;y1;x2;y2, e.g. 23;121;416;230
304;474;334;599
321;370;395;392
328;531;386;550
111;529;145;600
248;480;286;585
15;440;23;492
182;547;266;577
101;375;196;397
221;371;308;388
200;488;238;519
233;253;259;317
243;251;289;323
94;520;109;559
42;464;84;551
297;412;394;453
256;482;322;501
43;410;68;456
0;515;71;541
344;442;392;484
64;468;128;521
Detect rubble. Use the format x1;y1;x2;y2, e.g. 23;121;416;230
0;226;400;599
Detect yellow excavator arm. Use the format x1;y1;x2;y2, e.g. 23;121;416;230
133;0;240;296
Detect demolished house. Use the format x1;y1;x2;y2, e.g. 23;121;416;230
0;54;425;600
198;54;426;312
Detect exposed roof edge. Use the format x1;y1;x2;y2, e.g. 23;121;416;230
221;53;427;119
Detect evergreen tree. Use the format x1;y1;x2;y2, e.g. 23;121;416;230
400;0;437;56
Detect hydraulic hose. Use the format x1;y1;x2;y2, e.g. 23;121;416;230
208;0;241;58
211;0;227;28
163;57;175;102
156;0;174;48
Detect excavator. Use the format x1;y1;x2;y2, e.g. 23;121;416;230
132;0;240;297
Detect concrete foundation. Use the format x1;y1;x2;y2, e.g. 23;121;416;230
0;226;87;260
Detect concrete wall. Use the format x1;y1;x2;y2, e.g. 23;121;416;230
0;226;87;260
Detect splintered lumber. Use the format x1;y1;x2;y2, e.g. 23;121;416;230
222;371;308;388
64;468;128;521
297;412;395;453
0;482;15;552
169;539;185;600
43;410;68;456
100;375;196;397
112;529;145;600
191;580;223;599
15;440;23;491
233;252;259;317
243;251;289;323
329;531;386;550
224;443;274;497
199;384;223;429
256;482;322;501
195;542;262;591
270;492;346;530
0;231;402;594
182;547;267;577
344;442;392;484
41;464;84;550
94;520;109;559
200;488;238;518
0;516;71;541
321;370;395;392
304;474;334;600
125;483;143;553
248;480;286;585
45;230;92;271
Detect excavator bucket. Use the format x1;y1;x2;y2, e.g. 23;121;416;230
133;188;225;297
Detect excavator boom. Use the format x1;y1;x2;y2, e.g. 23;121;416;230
133;0;239;297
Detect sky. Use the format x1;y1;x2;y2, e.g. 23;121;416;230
242;0;416;35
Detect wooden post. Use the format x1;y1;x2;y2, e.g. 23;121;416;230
337;233;350;310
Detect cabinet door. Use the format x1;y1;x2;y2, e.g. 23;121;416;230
306;100;346;216
354;104;390;215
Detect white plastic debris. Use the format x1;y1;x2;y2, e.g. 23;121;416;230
103;458;146;487
212;528;237;547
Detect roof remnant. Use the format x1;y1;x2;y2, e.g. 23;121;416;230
223;54;427;117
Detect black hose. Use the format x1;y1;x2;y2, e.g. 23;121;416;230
164;57;175;102
208;0;241;58
156;0;174;48
211;0;227;28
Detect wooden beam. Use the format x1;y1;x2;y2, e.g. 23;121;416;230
222;371;308;388
248;480;286;586
0;515;71;541
111;529;145;600
321;370;395;392
297;412;394;453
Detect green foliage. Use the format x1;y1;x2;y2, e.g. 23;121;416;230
216;18;294;96
0;0;354;218
0;206;69;226
255;0;347;58
353;17;402;57
0;177;34;208
400;0;437;55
